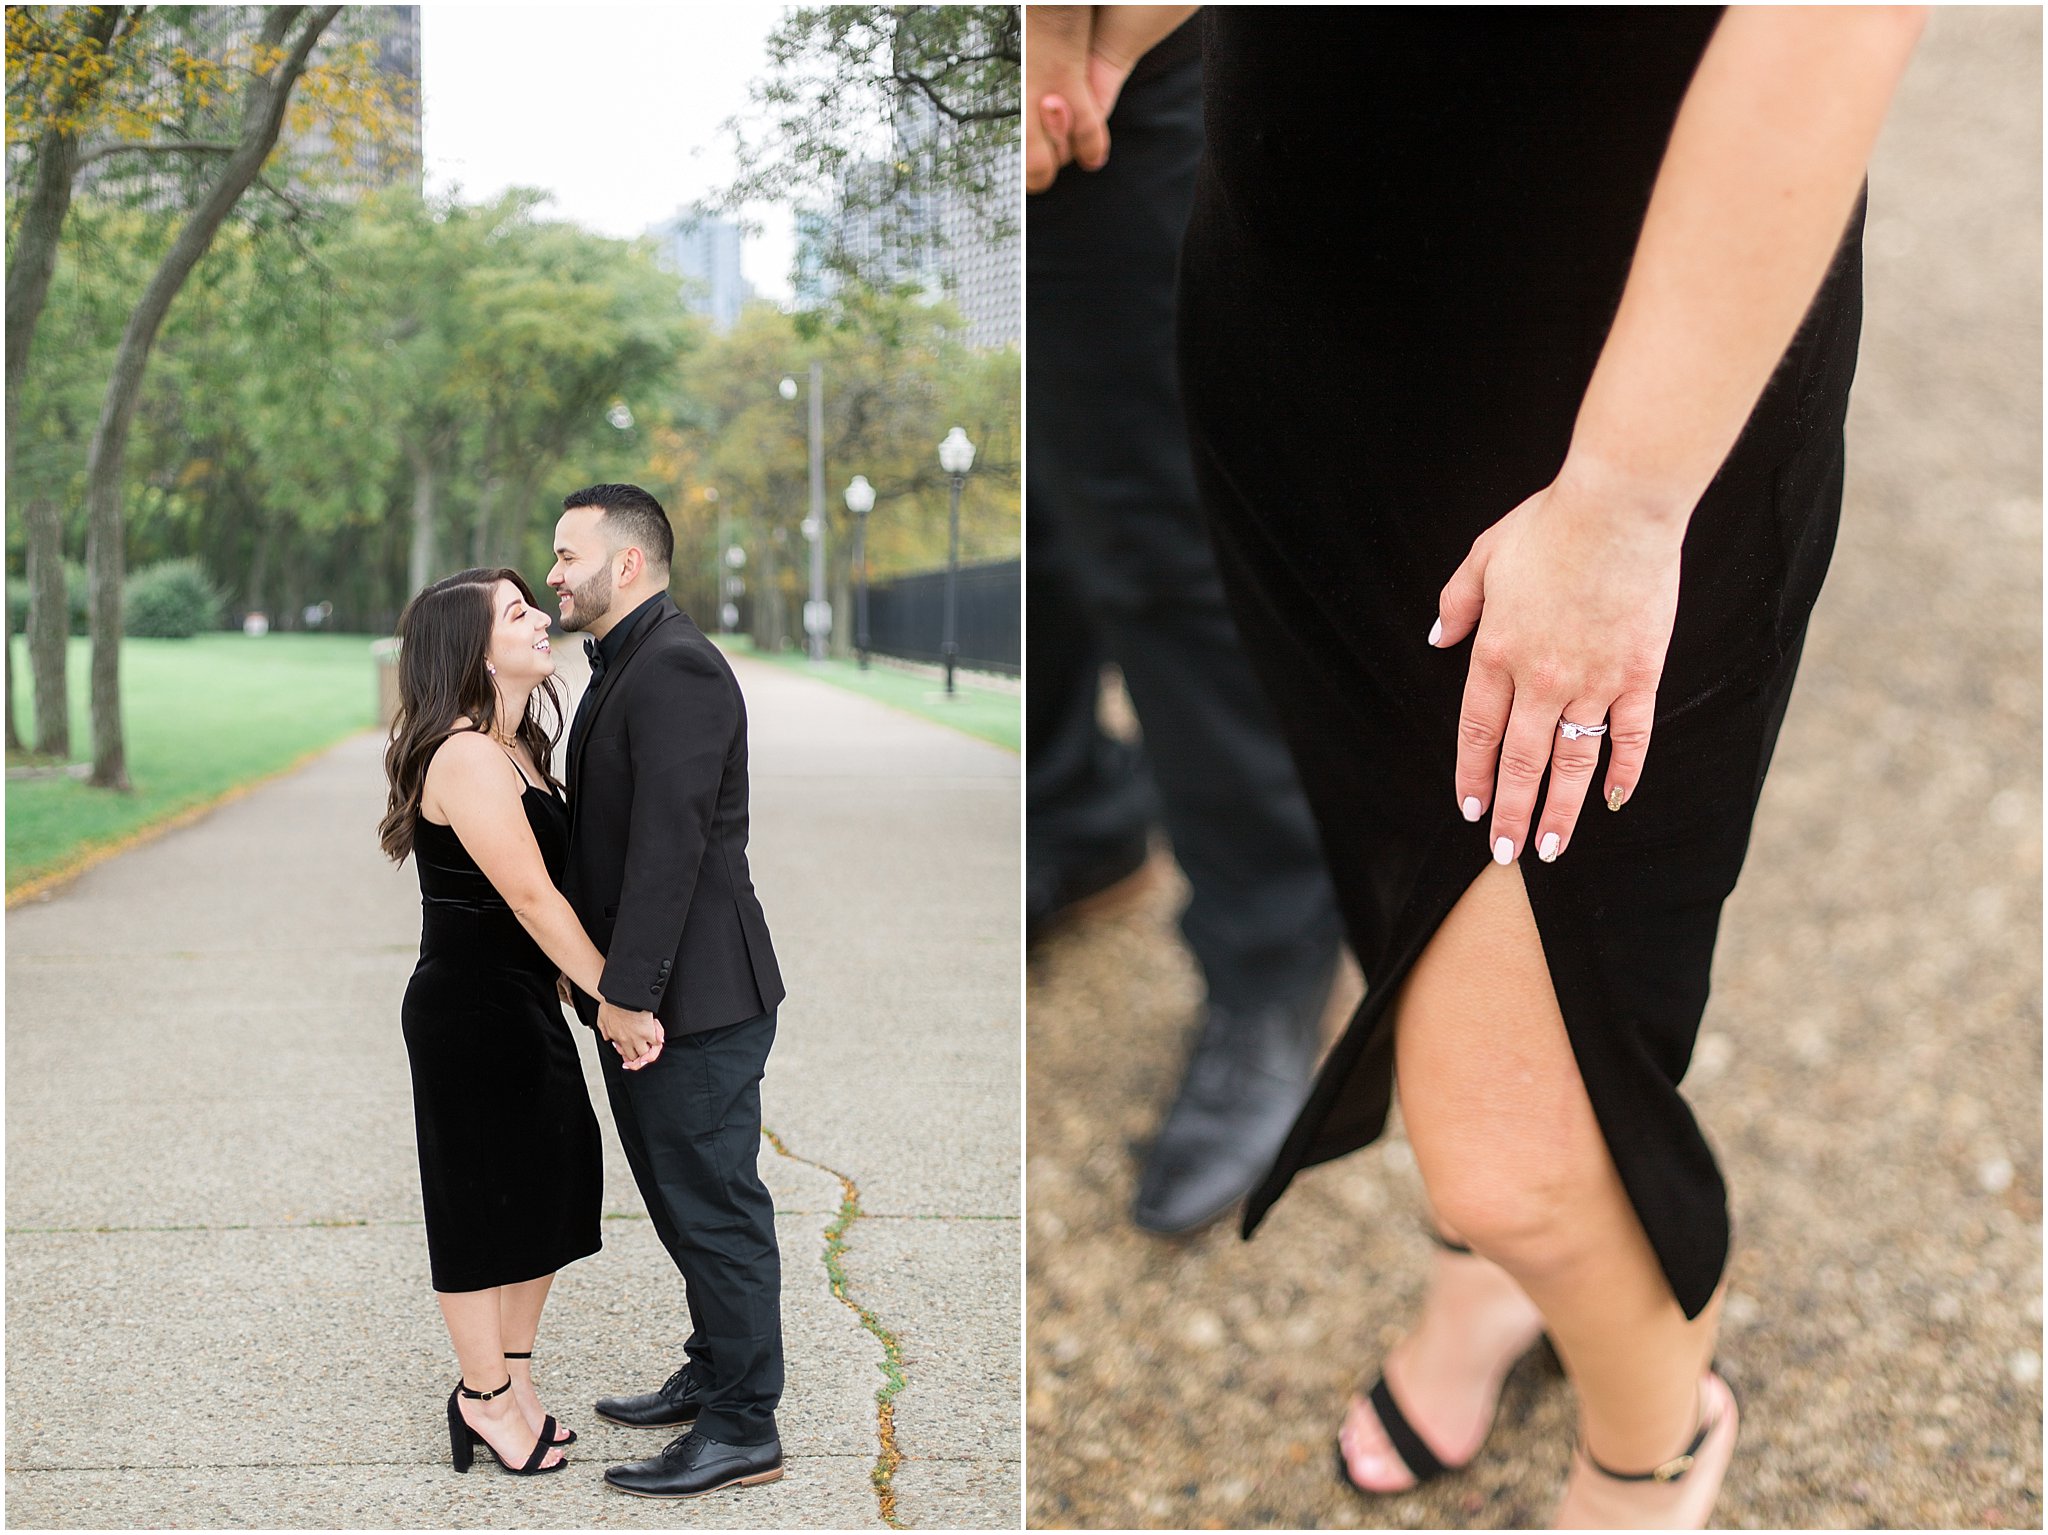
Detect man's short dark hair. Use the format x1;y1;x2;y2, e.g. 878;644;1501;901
562;483;674;570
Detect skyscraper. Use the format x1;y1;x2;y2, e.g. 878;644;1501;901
652;210;755;332
791;103;1018;350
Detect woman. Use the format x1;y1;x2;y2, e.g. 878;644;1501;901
378;567;657;1476
1032;6;1925;1527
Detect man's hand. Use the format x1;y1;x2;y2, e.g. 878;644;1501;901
1027;7;1110;193
597;1000;665;1071
1026;6;1198;193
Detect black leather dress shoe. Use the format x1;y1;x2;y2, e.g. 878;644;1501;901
604;1430;785;1498
593;1365;702;1430
1131;984;1327;1235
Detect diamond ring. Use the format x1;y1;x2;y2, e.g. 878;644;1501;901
1558;719;1608;740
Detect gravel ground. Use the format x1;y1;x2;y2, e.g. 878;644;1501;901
1024;10;2041;1530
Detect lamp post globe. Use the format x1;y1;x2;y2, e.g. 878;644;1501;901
844;475;876;670
937;427;975;696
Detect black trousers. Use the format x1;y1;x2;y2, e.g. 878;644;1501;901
1027;27;1341;1013
597;1008;782;1446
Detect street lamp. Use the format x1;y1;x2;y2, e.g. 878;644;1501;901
778;365;829;660
721;543;746;634
843;474;875;670
937;426;975;696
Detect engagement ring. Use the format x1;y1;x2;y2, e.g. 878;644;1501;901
1558;719;1609;740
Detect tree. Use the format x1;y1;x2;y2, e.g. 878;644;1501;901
723;5;1019;293
6;4;413;777
5;5;136;753
78;6;343;788
657;289;1018;653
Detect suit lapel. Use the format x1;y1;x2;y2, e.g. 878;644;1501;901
569;595;679;804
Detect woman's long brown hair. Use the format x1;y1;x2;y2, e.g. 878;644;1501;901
379;567;568;864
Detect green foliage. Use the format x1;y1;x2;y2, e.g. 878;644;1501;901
5;561;90;636
650;290;1018;647
123;557;222;637
8;172;1016;664
723;5;1018;293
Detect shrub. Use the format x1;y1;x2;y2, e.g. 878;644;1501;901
124;559;223;639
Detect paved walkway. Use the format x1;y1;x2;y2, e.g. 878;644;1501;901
1026;9;2040;1531
6;649;1019;1528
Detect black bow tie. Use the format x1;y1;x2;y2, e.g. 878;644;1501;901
584;635;605;685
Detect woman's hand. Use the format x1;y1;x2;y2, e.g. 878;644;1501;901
597;1000;665;1071
1432;471;1689;864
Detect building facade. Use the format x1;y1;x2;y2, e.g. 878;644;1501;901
651;210;754;332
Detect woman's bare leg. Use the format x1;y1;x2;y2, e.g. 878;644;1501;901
438;1288;563;1470
1388;861;1733;1527
498;1273;564;1440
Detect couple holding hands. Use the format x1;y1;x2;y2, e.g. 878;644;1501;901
378;483;786;1499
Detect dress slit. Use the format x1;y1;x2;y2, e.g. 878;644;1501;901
1245;827;1731;1322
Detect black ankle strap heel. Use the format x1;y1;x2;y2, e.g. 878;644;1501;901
447;1377;566;1476
1580;1409;1716;1483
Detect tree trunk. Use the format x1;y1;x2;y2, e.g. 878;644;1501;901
82;5;340;789
472;479;496;568
5;8;127;759
245;516;274;620
26;498;70;757
407;442;437;594
5;620;20;752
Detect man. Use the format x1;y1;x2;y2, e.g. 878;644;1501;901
1027;10;1345;1235
547;484;787;1498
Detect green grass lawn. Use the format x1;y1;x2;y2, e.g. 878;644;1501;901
719;637;1020;752
7;633;378;894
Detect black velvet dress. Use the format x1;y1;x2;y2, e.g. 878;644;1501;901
401;770;603;1293
1177;7;1864;1319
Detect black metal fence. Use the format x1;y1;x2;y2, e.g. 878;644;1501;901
865;557;1019;676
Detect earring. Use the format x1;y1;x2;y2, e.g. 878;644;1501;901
487;664;497;676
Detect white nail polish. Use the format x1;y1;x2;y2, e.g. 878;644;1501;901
1539;832;1560;862
1428;618;1443;646
1493;836;1514;865
1461;796;1483;822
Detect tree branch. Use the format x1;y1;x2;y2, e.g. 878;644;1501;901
892;69;1018;124
74;138;241;169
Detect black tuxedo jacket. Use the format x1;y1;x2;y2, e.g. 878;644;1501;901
564;595;784;1036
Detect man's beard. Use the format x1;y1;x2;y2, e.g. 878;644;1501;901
558;565;613;634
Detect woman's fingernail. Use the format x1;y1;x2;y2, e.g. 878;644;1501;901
1461;796;1483;822
1428;618;1443;646
1538;832;1560;862
1493;836;1514;865
1607;787;1626;812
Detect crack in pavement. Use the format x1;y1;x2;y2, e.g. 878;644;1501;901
761;1126;908;1530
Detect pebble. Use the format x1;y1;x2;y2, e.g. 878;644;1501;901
1977;1157;2015;1194
2007;1350;2040;1385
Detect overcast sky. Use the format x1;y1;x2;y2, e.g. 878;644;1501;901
420;3;797;300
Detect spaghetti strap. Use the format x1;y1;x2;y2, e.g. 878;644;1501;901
488;738;539;792
440;725;539;791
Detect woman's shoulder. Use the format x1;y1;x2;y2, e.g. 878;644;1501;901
424;724;513;788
